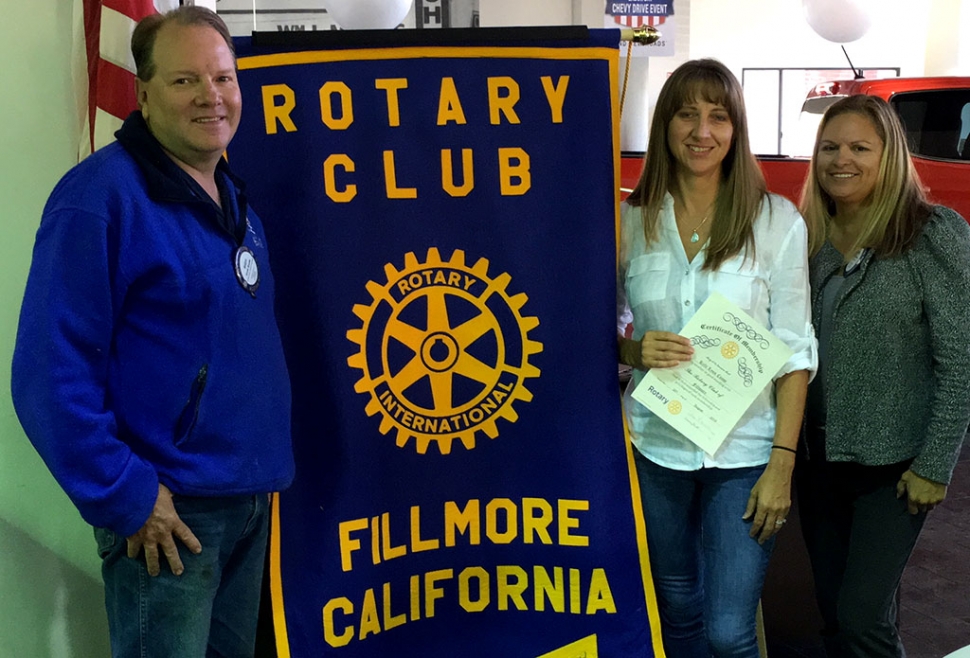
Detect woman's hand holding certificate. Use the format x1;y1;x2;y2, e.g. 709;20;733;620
631;292;794;456
638;331;694;369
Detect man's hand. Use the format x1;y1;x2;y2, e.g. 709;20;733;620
896;469;947;515
127;483;202;576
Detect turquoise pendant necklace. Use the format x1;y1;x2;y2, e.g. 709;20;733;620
689;212;712;243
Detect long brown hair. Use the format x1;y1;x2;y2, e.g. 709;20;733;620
626;58;767;271
801;94;932;257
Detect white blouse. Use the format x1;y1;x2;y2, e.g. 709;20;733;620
617;193;818;471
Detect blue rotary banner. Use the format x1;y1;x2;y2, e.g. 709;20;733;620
229;30;663;657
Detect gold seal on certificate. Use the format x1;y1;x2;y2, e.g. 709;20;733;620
631;292;794;456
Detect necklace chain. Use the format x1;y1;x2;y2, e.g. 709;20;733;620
675;199;715;245
689;211;712;243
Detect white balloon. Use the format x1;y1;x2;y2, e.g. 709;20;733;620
802;0;875;43
324;0;414;30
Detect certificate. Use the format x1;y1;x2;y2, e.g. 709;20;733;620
630;292;793;456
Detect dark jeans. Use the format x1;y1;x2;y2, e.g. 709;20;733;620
635;451;774;658
797;455;926;658
95;493;270;658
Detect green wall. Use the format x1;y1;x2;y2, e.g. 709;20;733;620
0;1;110;654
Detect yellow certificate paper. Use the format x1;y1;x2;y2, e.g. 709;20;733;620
630;292;794;456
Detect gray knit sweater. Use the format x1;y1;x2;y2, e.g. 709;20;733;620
808;205;970;484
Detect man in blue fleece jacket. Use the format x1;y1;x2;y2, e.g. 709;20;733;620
11;7;293;657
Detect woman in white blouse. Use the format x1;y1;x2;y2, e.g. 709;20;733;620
617;59;817;657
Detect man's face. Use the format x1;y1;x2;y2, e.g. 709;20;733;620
136;22;240;173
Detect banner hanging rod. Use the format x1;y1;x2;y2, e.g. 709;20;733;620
620;25;661;44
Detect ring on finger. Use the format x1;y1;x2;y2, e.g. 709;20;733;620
774;518;787;527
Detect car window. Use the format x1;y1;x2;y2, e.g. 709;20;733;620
890;89;970;160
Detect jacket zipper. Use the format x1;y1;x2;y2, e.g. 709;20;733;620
174;364;208;444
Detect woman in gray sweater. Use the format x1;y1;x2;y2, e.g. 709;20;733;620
798;94;970;658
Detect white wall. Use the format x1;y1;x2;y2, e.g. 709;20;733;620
926;0;970;75
960;0;970;73
482;0;574;26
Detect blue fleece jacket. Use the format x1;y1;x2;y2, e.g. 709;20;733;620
11;113;294;537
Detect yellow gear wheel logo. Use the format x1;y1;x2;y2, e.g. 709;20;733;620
346;248;543;454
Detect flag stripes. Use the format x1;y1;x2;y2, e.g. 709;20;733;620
78;0;177;157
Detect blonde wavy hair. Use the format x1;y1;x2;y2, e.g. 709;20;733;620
800;94;931;257
626;58;767;271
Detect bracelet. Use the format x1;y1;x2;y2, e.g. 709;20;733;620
771;445;798;455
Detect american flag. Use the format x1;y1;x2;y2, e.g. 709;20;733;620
611;14;666;28
77;0;179;158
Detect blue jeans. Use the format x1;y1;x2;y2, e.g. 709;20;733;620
95;493;270;658
635;451;773;658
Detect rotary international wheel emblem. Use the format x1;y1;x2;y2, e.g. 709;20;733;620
346;248;543;454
